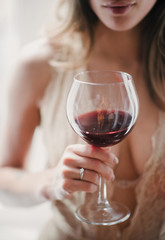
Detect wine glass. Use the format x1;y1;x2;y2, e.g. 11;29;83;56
66;70;139;225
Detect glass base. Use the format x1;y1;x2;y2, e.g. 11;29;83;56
75;201;130;226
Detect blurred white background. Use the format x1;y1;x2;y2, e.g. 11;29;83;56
0;0;57;239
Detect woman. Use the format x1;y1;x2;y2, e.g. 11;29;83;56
0;0;164;239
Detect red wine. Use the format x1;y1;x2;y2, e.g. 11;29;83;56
75;110;132;147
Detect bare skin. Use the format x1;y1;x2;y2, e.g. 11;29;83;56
0;39;117;206
87;21;159;228
0;0;159;231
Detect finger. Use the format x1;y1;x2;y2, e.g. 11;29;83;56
66;144;118;166
63;167;100;185
41;184;71;201
62;179;98;193
81;159;115;181
63;155;115;181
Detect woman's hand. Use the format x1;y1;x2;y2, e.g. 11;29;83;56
40;144;119;201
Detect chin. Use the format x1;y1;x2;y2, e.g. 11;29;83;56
104;21;139;32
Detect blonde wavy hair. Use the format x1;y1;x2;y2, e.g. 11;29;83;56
46;0;165;110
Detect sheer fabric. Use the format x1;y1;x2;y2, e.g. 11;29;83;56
39;66;165;240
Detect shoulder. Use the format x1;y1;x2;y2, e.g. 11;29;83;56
16;38;55;85
9;38;56;106
19;38;55;66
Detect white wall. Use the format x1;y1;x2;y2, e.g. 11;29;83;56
0;0;55;76
0;1;56;239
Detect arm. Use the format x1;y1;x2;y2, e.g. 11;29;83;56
0;41;52;206
0;40;118;207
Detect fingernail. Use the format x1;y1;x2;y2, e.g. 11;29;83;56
112;174;115;181
113;156;119;164
91;185;98;192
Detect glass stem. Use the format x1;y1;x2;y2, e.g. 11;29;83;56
97;176;110;207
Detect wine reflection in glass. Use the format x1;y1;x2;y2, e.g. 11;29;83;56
66;70;139;225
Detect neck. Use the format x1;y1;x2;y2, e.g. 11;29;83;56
92;22;141;67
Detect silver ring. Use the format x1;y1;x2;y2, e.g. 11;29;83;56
80;168;85;180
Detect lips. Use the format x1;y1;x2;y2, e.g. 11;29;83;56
102;1;136;7
102;1;136;14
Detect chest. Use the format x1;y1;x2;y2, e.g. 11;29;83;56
112;96;159;182
109;99;159;230
87;59;159;177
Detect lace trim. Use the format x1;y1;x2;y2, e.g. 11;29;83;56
114;178;140;189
